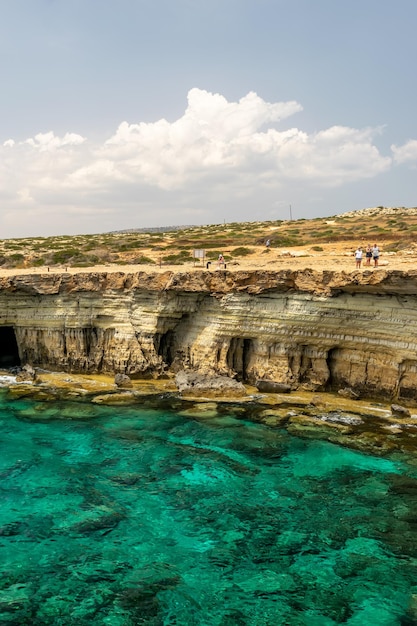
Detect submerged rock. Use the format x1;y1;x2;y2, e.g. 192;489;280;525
0;521;23;536
92;391;138;405
407;594;417;623
388;475;417;496
235;570;296;593
288;414;354;435
178;402;219;419
0;583;31;612
71;510;125;534
109;473;141;486
258;408;290;427
118;564;181;622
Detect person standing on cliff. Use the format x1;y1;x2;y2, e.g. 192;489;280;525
365;244;372;265
355;246;363;269
372;243;380;267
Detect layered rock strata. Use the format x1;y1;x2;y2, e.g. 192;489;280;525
1;268;417;403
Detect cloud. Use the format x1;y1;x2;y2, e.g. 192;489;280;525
24;131;86;151
275;125;391;185
0;88;399;236
391;139;417;164
78;89;389;191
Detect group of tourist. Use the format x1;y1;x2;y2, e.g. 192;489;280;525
355;244;380;269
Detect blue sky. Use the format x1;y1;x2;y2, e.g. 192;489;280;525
0;0;416;237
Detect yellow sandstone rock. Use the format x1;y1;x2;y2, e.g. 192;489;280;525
1;268;417;404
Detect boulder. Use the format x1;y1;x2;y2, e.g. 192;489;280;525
391;403;411;418
338;387;360;400
15;364;37;383
114;373;133;388
255;380;291;394
175;370;246;397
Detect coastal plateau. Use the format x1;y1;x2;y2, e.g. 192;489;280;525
1;267;417;405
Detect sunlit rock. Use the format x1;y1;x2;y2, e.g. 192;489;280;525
391;403;411;418
175;370;246;397
2;268;417;405
114;373;133;388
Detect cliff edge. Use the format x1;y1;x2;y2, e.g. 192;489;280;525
1;267;417;404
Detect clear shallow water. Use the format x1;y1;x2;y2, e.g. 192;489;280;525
1;394;417;625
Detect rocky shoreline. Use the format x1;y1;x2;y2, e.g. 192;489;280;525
1;264;417;460
3;368;417;457
2;268;417;404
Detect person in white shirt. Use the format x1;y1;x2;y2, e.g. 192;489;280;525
355;246;363;269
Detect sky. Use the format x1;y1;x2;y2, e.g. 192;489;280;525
0;0;416;238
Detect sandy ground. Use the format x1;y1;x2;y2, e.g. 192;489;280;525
0;244;416;276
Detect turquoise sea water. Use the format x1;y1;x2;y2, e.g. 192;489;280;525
1;392;417;625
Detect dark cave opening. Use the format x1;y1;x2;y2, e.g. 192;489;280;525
242;338;252;381
326;347;338;390
0;326;21;367
227;337;253;381
156;330;175;367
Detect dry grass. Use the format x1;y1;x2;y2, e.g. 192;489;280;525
1;206;417;272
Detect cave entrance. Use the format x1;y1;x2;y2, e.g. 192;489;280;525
226;337;253;381
0;326;20;367
155;330;175;367
326;347;339;390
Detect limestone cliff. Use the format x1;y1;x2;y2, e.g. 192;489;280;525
1;268;417;403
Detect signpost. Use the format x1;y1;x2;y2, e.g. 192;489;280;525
193;249;205;267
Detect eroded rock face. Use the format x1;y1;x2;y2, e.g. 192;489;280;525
2;268;417;402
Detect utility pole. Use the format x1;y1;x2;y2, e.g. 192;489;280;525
289;204;293;220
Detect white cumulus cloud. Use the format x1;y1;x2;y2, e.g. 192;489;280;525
391;139;417;164
0;88;404;236
24;131;86;151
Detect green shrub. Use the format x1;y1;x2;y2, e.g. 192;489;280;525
230;247;253;257
164;250;191;264
51;249;78;264
270;236;299;247
5;243;24;250
311;246;324;252
207;251;224;260
81;255;99;264
397;222;409;230
133;256;155;265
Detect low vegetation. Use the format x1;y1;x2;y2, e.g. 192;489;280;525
0;206;417;269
